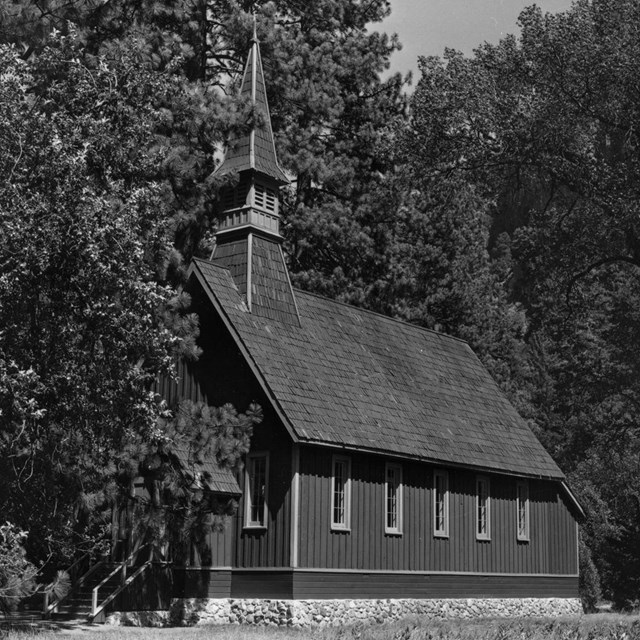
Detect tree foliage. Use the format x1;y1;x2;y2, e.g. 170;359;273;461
0;0;406;582
0;34;258;576
132;400;262;564
408;0;640;606
0;523;39;613
4;0;640;611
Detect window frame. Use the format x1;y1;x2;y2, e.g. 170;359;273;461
516;480;530;542
433;469;450;538
244;451;269;529
384;462;403;535
331;454;352;531
476;475;491;541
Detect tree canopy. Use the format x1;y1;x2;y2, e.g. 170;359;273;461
406;0;640;607
0;32;260;573
2;0;640;611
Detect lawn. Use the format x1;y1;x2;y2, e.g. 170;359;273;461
3;614;640;640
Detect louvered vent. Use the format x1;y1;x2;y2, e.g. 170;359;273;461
222;182;249;210
254;183;277;213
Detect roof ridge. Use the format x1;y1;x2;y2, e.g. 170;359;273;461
292;287;470;346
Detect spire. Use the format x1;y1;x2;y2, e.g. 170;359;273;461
213;19;288;184
210;16;300;327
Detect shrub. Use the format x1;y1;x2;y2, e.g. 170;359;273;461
0;523;38;613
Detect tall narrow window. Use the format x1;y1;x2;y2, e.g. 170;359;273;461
476;476;490;540
517;481;530;541
433;470;449;537
385;463;403;534
331;455;351;530
245;453;269;528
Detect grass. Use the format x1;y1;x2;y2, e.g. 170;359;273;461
3;614;640;640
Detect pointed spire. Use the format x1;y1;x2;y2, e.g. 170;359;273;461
214;17;288;184
210;13;300;326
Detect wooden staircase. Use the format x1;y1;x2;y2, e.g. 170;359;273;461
44;548;152;623
50;562;121;622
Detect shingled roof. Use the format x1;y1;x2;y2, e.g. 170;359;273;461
213;28;288;184
172;442;241;496
189;258;564;481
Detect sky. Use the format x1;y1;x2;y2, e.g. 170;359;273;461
378;0;573;80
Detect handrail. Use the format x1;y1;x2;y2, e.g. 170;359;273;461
90;545;149;617
43;553;100;616
65;552;92;581
90;561;152;621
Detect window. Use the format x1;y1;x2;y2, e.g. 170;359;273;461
517;481;530;541
245;453;269;528
331;455;351;530
385;463;403;534
433;470;449;537
476;476;490;540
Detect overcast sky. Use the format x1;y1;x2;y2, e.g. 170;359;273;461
378;0;573;81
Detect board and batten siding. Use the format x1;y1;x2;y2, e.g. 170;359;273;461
231;416;292;568
297;446;577;575
158;296;293;569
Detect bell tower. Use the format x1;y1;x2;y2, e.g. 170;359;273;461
211;18;300;326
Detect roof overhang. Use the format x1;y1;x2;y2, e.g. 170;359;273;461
560;480;586;521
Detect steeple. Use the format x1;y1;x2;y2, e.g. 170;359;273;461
214;16;288;190
211;16;300;326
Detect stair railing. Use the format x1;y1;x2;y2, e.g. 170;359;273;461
90;544;150;620
43;552;102;617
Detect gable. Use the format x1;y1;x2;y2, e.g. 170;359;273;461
189;258;563;480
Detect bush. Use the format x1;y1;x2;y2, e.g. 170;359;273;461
0;523;38;613
579;536;602;612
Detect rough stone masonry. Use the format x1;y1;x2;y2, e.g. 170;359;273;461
106;596;583;627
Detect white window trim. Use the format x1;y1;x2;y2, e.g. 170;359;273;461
516;480;530;542
476;475;491;541
433;469;450;538
244;451;269;529
385;462;403;535
331;454;351;531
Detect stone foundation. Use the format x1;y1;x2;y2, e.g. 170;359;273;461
106;597;582;627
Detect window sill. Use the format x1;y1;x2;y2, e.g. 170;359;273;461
517;536;530;543
243;525;267;531
385;530;403;537
331;525;351;533
476;535;491;542
434;531;449;539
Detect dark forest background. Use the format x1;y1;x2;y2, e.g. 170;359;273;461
1;0;639;610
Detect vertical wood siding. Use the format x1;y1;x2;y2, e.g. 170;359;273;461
298;446;577;574
208;524;233;567
232;415;291;568
160;294;292;569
